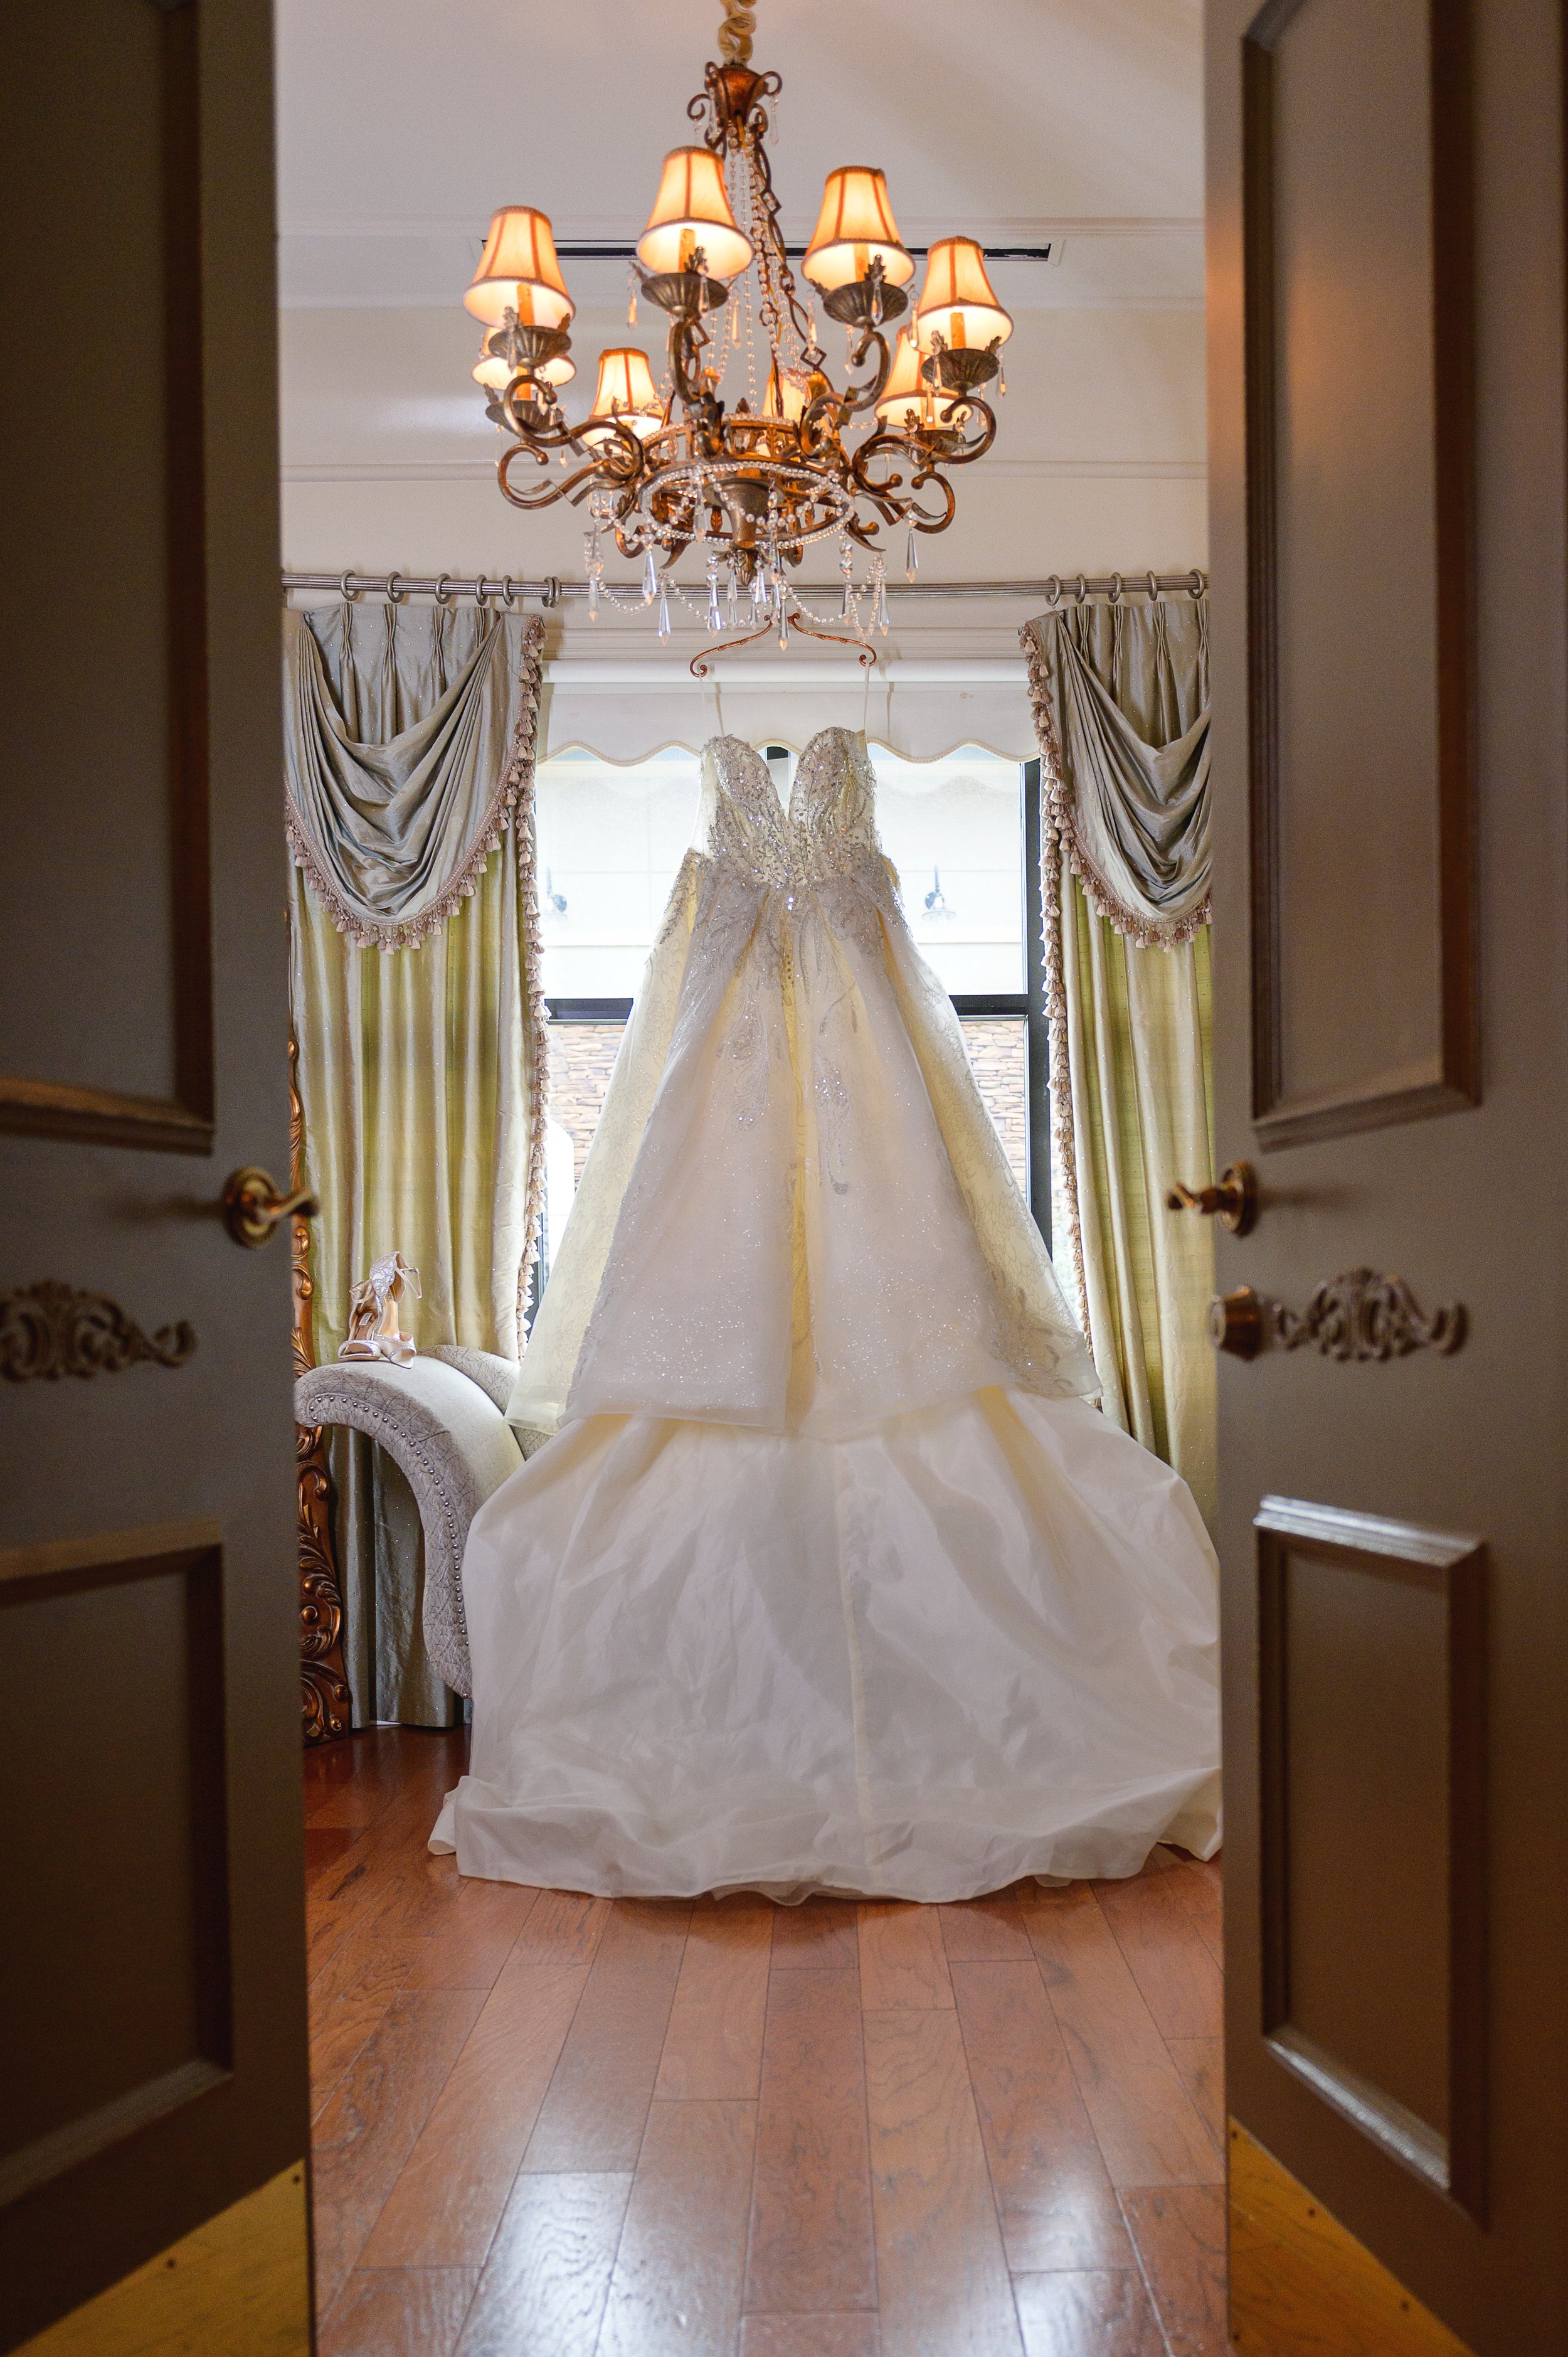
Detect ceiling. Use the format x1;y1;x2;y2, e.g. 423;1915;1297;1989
274;0;1208;614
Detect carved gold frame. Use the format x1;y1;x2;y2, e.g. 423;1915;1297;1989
289;1038;352;1744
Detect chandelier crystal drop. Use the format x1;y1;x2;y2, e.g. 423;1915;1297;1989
463;0;1013;654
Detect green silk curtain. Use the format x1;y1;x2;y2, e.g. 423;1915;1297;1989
1024;599;1217;1524
286;600;546;1724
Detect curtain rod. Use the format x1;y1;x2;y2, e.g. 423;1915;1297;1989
550;242;1061;263
281;570;1207;607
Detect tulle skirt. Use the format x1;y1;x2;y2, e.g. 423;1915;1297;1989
432;1387;1221;1902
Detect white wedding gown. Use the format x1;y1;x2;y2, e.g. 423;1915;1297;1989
432;729;1221;1900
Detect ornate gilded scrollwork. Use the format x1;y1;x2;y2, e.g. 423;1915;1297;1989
298;1418;352;1744
1274;1268;1466;1361
290;1032;353;1744
1207;1269;1466;1363
0;1281;196;1382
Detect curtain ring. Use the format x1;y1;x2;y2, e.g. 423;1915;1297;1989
501;576;519;609
542;575;561;609
1147;570;1162;603
385;572;406;605
1107;572;1123;605
1074;575;1087;603
339;570;361;604
433;573;453;606
473;577;491;609
1045;575;1062;608
1188;568;1205;600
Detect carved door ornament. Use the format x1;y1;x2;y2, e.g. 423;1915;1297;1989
0;1281;197;1381
1209;1270;1466;1363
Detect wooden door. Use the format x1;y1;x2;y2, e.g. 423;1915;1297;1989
1205;0;1566;2349
0;5;312;2351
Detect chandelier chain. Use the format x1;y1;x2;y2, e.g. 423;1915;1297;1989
718;0;756;66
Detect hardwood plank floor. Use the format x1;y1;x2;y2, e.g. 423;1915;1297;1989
1019;1888;1224;2191
305;1731;1228;2353
319;2265;480;2357
360;1962;590;2266
598;2099;757;2357
948;1961;1134;2274
520;1900;694;2173
744;1965;877;2316
655;1897;773;2100
864;2006;1024;2357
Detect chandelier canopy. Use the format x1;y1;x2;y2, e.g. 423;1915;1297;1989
463;0;1014;653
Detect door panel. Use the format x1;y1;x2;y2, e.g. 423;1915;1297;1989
1243;0;1477;1144
4;1528;231;2211
0;0;213;1152
1256;1500;1486;2215
1207;0;1567;2346
0;3;310;2349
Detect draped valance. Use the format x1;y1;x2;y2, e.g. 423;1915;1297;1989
1021;603;1210;947
538;657;1037;765
283;604;545;950
1020;593;1216;1526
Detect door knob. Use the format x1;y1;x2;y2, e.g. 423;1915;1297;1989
1207;1285;1268;1359
222;1166;319;1250
1166;1159;1258;1235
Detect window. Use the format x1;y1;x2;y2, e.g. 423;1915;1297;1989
532;744;1067;1312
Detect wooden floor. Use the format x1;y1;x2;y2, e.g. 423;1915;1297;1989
304;1728;1227;2357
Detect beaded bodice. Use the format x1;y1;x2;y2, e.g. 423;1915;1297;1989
702;729;882;892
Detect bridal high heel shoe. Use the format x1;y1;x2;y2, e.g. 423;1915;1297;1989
339;1252;421;1365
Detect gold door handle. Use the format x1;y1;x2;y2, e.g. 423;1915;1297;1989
1165;1159;1258;1236
222;1166;319;1250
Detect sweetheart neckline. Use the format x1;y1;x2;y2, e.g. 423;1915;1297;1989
702;729;871;827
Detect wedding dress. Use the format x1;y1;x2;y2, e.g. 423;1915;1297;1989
432;728;1221;1901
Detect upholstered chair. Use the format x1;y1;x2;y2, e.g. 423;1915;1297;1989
293;1345;525;1698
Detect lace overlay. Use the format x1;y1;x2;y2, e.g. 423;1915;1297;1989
508;727;1097;1442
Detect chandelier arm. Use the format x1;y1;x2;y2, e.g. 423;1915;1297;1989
690;615;780;671
500;450;616;513
782;605;879;664
850;432;959;521
930;395;999;466
906;473;959;533
497;412;649;514
800;326;894;451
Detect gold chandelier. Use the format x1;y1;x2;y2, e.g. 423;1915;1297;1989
462;0;1014;652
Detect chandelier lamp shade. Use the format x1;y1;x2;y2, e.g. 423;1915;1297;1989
583;348;664;445
637;147;755;280
914;237;1014;373
464;206;575;330
802;167;914;293
461;0;1014;651
874;328;947;434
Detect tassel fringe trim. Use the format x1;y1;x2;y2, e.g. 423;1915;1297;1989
1019;622;1211;951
